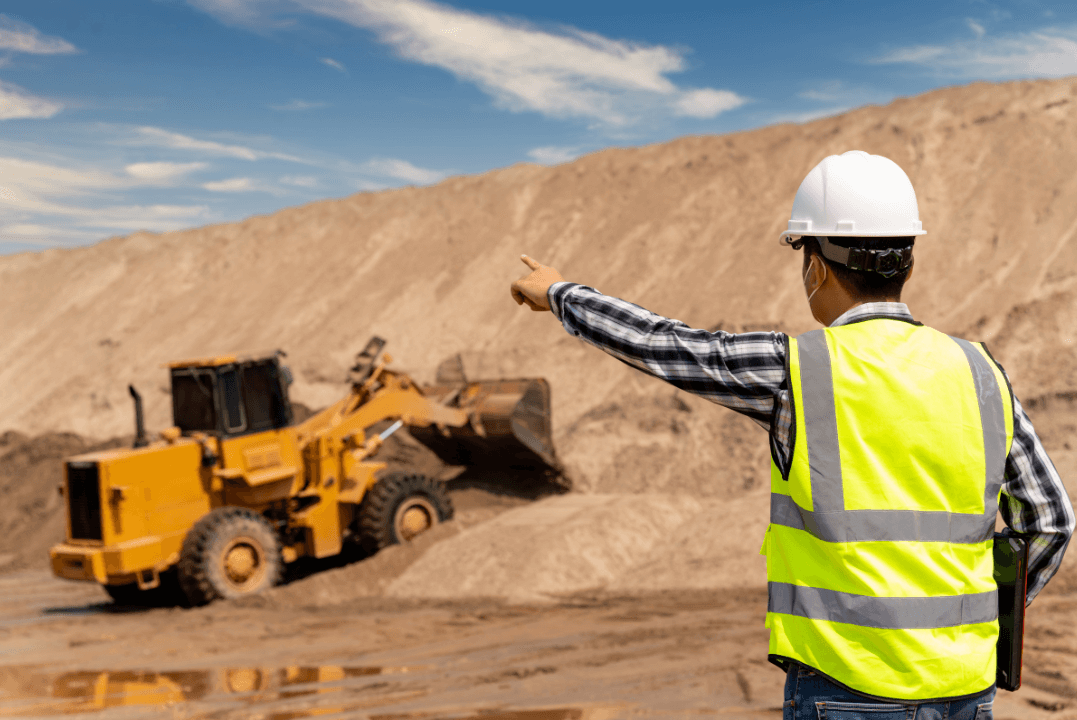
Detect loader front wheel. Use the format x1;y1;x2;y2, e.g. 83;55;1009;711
177;507;282;605
357;472;453;552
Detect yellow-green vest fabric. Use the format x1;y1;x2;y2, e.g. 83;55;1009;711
762;319;1014;700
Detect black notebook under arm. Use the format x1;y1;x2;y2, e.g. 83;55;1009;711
993;531;1029;692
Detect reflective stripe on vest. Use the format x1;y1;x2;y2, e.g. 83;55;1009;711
763;320;1014;700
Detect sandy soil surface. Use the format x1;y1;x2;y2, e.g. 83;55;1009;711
0;440;1073;719
0;573;1074;720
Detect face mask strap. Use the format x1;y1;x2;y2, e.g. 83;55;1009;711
804;255;826;304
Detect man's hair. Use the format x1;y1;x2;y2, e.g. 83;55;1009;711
797;236;914;300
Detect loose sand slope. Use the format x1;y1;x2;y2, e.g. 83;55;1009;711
3;77;1077;498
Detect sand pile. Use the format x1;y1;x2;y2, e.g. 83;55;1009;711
386;492;769;603
3;77;1077;500
0;432;124;570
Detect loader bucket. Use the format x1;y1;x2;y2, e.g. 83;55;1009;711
411;378;561;473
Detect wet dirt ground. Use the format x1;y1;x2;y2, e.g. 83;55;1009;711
0;571;1074;720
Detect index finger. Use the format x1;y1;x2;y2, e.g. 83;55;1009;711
519;254;542;271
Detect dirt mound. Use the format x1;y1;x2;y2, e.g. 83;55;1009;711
0;431;126;571
385;494;707;603
4;77;1077;501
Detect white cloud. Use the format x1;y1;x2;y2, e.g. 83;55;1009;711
190;0;746;126
133;126;260;160
0;14;78;54
0;154;212;242
202;176;257;192
674;88;746;118
0;80;62;120
125;161;208;182
363;157;446;184
874;25;1077;78
527;146;579;165
2;223;55;237
320;57;346;72
967;19;986;40
269;99;329;111
0;184;210;232
0;156;118;195
128;126;306;163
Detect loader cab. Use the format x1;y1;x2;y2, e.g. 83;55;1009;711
169;353;293;438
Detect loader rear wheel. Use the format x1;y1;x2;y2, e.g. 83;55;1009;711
177;507;282;605
357;472;453;552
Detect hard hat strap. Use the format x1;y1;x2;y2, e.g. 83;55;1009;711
817;237;913;278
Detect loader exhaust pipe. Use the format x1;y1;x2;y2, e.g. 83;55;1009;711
128;384;148;448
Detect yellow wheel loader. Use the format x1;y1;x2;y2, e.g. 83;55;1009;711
50;337;560;605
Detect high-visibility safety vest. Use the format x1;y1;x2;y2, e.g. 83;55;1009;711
763;318;1014;701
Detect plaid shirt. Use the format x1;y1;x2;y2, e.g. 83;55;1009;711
549;282;1074;604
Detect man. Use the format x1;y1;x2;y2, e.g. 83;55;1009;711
510;150;1074;719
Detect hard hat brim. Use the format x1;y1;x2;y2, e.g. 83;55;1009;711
779;228;927;246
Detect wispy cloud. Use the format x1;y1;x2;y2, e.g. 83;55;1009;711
202;176;258;192
127;126;307;163
0;14;78;54
0;80;62;120
674;89;745;118
0;154;212;247
966;19;986;40
363;157;447;184
320;57;346;72
132;126;260;160
0;156;118;195
190;0;746;127
527;146;579;165
269;99;329;111
874;24;1077;78
125;161;208;182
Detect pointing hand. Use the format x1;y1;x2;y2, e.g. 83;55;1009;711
511;255;564;312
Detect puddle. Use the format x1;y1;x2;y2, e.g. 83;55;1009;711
276;707;590;720
0;665;626;719
0;664;395;716
437;711;584;720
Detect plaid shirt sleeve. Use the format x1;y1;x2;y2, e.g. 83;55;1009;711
548;282;789;426
1000;394;1075;605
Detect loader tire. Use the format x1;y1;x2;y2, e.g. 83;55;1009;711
357;472;453;552
177;507;282;606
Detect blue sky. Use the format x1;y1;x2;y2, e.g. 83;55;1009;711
1;0;1075;254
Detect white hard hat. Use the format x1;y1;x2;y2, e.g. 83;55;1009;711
778;150;926;244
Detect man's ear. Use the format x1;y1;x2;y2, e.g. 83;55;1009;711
805;253;827;292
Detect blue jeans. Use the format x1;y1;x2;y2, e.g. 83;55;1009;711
783;663;995;719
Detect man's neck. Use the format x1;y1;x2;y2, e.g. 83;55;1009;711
817;297;902;327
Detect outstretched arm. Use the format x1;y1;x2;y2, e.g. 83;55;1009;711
510;255;788;427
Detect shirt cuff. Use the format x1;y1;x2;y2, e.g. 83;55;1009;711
547;281;578;322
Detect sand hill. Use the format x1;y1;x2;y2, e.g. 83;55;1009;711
2;76;1076;502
